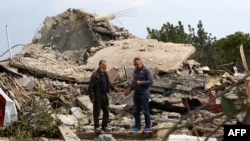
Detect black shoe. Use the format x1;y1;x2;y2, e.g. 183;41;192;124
95;128;101;133
102;127;111;132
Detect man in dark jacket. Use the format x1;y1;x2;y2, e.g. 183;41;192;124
88;60;118;132
125;57;153;132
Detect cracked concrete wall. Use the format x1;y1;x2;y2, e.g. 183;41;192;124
37;9;99;52
35;9;131;53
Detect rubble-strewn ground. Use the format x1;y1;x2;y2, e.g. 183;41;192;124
0;8;247;141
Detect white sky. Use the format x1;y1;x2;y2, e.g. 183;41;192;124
1;0;250;60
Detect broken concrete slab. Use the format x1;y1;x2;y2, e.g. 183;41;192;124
109;104;129;116
9;38;195;83
174;84;191;93
52;114;78;126
15;75;35;90
9;44;93;83
150;80;176;94
70;107;85;120
97;134;116;141
86;38;196;73
0;60;22;78
75;95;93;113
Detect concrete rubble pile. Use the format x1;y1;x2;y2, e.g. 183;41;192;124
0;8;247;141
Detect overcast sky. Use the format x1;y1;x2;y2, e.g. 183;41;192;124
1;0;250;60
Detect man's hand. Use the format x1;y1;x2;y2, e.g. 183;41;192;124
125;90;131;96
90;98;95;103
135;80;141;86
114;87;119;93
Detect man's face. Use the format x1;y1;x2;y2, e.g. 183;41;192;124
134;60;142;70
100;61;107;72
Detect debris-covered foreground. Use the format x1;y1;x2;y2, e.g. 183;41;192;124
0;8;248;141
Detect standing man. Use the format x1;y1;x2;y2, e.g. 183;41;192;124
125;57;153;132
88;60;118;132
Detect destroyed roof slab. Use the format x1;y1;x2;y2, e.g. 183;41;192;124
86;38;196;72
9;38;195;82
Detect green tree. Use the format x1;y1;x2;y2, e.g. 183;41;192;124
216;32;250;71
147;20;218;69
187;21;217;69
147;21;190;43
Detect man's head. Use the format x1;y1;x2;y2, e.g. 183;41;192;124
99;60;107;72
133;57;143;70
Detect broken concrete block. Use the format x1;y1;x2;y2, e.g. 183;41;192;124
109;104;129;116
35;96;52;109
75;95;93;113
15;75;35;90
153;122;175;139
52;114;78;126
70;107;91;125
76;77;91;83
203;70;224;76
71;107;85;119
174;84;191;93
205;78;221;90
97;134;116;141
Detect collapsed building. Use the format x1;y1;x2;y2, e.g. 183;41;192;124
0;8;247;141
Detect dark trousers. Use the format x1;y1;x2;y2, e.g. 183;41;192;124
93;93;109;129
133;92;151;129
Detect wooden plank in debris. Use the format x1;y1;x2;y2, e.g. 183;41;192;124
240;44;250;124
203;70;225;76
12;99;21;111
108;68;120;83
58;126;80;141
8;91;21;111
240;45;249;72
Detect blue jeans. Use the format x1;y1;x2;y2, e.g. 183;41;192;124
133;92;151;129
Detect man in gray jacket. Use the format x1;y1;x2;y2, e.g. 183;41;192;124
125;57;153;132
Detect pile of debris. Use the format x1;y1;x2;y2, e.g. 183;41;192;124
0;8;247;141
